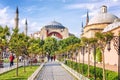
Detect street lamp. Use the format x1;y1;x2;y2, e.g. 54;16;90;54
107;36;120;80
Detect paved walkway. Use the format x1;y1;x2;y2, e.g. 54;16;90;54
0;63;24;74
37;61;77;80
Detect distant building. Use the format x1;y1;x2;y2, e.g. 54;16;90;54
79;5;120;67
32;21;72;40
82;5;118;38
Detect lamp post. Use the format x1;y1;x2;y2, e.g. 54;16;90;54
107;36;120;80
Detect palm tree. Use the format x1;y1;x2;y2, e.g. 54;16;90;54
95;32;113;80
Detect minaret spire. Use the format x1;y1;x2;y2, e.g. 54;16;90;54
86;10;89;26
81;22;84;33
25;19;28;36
15;6;19;29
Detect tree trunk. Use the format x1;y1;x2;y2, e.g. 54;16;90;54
30;56;32;69
93;45;96;80
88;48;90;77
16;57;19;76
23;59;26;72
76;52;78;72
79;49;81;73
82;47;85;74
102;50;106;80
0;51;3;68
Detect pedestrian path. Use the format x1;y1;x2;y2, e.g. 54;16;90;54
0;63;23;74
37;61;77;80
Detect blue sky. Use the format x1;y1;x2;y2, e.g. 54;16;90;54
0;0;120;37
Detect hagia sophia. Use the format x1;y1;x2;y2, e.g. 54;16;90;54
31;21;73;40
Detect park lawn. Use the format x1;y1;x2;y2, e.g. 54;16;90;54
0;66;39;80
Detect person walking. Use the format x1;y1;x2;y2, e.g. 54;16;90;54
53;55;56;61
9;53;14;67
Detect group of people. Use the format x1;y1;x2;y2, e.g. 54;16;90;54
8;53;57;67
47;55;56;61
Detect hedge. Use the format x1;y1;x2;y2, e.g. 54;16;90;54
65;60;118;80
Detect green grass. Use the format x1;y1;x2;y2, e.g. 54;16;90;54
0;66;39;80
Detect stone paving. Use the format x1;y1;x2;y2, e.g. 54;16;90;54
0;63;23;74
37;61;77;80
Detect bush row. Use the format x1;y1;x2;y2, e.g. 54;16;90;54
65;60;118;80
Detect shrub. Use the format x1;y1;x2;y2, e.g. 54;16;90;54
65;60;118;80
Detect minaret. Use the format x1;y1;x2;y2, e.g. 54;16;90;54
86;10;89;26
81;22;84;33
15;7;19;29
25;19;28;36
80;22;84;37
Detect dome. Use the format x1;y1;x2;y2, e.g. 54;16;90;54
103;20;120;32
44;21;65;29
88;6;118;25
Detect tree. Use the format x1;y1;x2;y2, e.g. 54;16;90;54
81;37;98;78
95;32;113;80
43;37;57;56
27;38;42;66
0;26;10;68
9;28;27;76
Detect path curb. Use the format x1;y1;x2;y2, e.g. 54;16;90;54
27;63;45;80
59;61;89;80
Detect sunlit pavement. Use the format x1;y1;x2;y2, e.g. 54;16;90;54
37;61;77;80
0;63;23;74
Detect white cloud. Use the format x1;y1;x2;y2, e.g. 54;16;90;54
112;0;119;2
0;7;14;28
0;6;41;36
65;0;120;11
66;0;120;19
65;3;97;11
28;21;42;35
19;18;42;35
